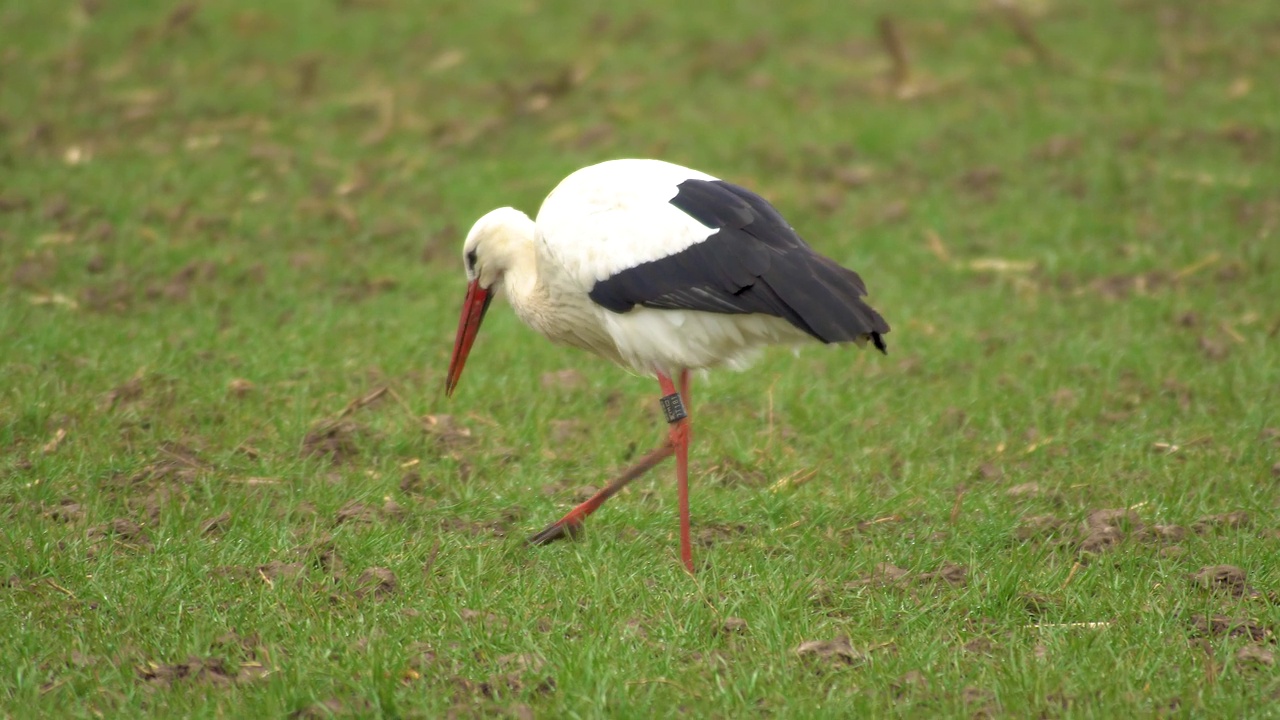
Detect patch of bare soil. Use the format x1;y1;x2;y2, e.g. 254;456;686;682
1005;482;1044;500
1190;565;1259;599
256;561;304;583
1066;270;1172;301
440;507;524;538
706;457;769;487
695;522;750;547
138;652;268;687
549;419;588;444
403;641;439;680
1147;524;1187;542
106;442;209;490
334;501;378;526
846;562;968;590
1192;511;1252;534
399;471;430;496
200;512;231;536
1019;591;1058;617
891;670;928;698
471;653;555;700
87;518;152;552
795;637;863;668
146;260;219;303
43;499;84;524
459;608;509;628
1016;507;1252;559
955;166;1003;202
301;420;363;465
353;567;397;599
227;378;255;398
380;498;407;521
421;414;475;453
1014;514;1072;542
1079;508;1142;554
293;534;345;578
962;637;997;655
1188;613;1272;642
961;686;999;718
1030;134;1081;162
1235;645;1275;668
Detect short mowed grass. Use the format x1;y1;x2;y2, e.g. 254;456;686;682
3;0;1279;716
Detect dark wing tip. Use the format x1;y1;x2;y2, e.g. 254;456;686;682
871;331;888;355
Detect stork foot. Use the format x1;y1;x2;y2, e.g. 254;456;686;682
528;519;583;545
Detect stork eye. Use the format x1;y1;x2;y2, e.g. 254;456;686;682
466;249;478;271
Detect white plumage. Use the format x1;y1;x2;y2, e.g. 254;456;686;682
460;160;829;377
446;158;889;573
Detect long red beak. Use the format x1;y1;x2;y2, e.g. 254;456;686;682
445;279;492;397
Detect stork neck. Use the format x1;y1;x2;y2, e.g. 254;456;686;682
500;237;541;311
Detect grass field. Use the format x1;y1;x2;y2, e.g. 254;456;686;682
3;0;1279;716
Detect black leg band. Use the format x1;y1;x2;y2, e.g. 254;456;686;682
659;393;687;424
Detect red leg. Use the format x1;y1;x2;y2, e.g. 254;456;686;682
680;369;693;571
528;443;674;545
529;369;696;575
660;371;694;574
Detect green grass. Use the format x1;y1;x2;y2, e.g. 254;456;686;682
3;0;1279;716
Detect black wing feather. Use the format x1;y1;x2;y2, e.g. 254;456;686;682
588;179;889;351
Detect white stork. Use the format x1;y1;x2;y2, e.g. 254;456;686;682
445;158;889;573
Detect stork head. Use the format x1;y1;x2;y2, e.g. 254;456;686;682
446;207;535;397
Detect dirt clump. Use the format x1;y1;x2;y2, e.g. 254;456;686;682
795;637;863;667
354;568;397;599
1192;511;1252;534
962;637;996;655
708;457;769;487
1147;524;1186;542
917;563;968;587
200;512;231;536
891;670;928;698
421;414;475;452
88;518;152;551
1235;645;1275;667
1188;613;1271;641
846;562;967;589
460;609;509;628
380;498;407;521
257;561;304;582
293;534;345;578
695;522;750;547
334;501;378;526
1078;508;1142;555
440;507;524;538
301;420;362;465
1014;515;1070;542
138;651;267;687
1019;591;1058;617
399;471;428;495
44;499;84;524
1190;565;1257;598
475;653;555;699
